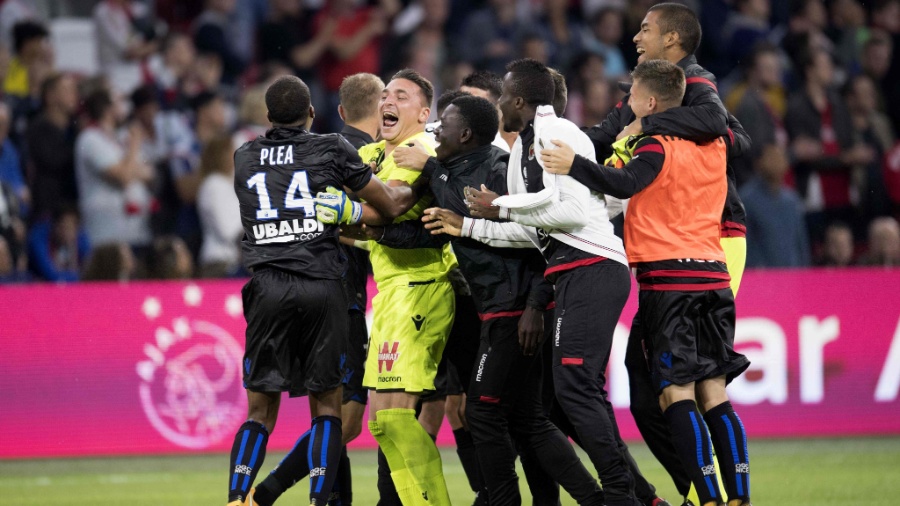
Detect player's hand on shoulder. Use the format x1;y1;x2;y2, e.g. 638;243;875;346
617;118;643;141
422;207;463;237
315;186;362;225
392;139;431;171
541;139;576;175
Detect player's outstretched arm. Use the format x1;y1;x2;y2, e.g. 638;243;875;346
546;138;665;198
355;177;427;225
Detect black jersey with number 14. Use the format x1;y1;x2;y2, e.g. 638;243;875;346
234;126;372;278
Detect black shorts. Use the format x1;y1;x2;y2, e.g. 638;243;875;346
242;268;349;397
342;309;369;405
638;287;750;393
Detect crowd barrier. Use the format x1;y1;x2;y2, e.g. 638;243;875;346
1;269;898;458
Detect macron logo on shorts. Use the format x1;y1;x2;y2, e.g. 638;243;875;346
378;342;400;373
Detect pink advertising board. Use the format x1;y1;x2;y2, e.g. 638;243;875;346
1;269;899;458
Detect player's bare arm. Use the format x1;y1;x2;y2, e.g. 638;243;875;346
391;138;432;171
422;207;463;236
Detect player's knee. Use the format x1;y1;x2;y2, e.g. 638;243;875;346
342;416;363;445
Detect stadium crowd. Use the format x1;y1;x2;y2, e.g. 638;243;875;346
0;0;899;284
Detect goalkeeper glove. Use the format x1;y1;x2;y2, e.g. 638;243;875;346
315;187;363;225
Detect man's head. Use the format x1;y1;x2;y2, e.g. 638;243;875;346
460;70;503;103
823;221;854;266
434;95;498;161
265;75;312;127
131;84;160;128
162;33;196;78
191;91;227;133
12;20;49;60
41;73;79;115
548;68;567;117
628;59;685;118
498;58;555;133
745;42;782;89
380;69;433;144
634;3;701;63
800;48;834;88
52;203;81;246
339;73;385;125
84;88;115;124
868;216;900;265
755;143;789;185
435;89;471;118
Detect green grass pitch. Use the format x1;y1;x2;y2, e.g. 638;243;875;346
2;437;899;505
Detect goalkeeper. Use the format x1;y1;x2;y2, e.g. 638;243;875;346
317;69;457;506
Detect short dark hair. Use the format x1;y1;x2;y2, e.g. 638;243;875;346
392;68;434;107
743;41;780;72
83;89;113;122
461;70;503;100
339;73;384;123
648;3;702;55
450;95;499;147
505;58;555;106
436;90;471;117
548;68;568;116
190;90;219;113
631;59;686;108
12;20;48;54
265;76;310;125
131;84;159;110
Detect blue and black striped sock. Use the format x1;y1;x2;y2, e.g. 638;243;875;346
254;429;312;506
308;416;343;505
228;420;269;503
705;401;750;504
664;400;721;506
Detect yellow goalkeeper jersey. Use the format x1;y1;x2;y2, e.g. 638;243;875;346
358;132;457;289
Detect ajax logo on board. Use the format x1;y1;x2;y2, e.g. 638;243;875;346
136;285;246;449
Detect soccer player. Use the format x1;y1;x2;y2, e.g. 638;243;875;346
317;69;457;505
431;58;640;506
542;59;752;506
573;4;751;504
226;75;423;506
375;94;605;505
245;72;385;506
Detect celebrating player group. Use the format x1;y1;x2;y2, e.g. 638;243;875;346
226;4;752;506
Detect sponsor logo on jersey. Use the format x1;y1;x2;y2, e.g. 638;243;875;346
252;218;324;244
411;314;426;331
475;352;488;382
378;341;400;373
554;312;563;347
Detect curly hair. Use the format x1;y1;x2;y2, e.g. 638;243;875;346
265;76;310;125
449;95;499;147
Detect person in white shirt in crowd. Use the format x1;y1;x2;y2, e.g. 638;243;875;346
196;134;241;277
93;0;160;96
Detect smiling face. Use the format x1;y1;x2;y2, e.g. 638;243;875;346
434;104;467;161
633;10;668;63
379;78;430;146
627;79;655;119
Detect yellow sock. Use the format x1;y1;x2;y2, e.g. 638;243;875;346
375;409;451;506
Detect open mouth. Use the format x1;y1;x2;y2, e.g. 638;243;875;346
636;47;645;55
383;112;398;128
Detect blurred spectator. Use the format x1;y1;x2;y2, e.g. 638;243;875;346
75;88;154;249
3;20;51;99
0;235;28;282
317;0;398;132
723;0;773;74
196;135;240;278
844;74;896;221
727;43;788;186
860;216;900;266
27;203;89;282
459;0;529;75
147;32;197;111
574;79;614;132
580;7;627;78
146;235;194;279
93;0;160;96
81;242;135;282
563;51;607;128
383;0;449;89
258;0;333;85
742;144;811;267
193;0;246;87
861;26;900;133
25;72;79;221
531;0;582;70
817;221;855;266
0;179;25;274
0;101;28;214
232;84;269;146
0;0;41;51
786;48;874;244
458;69;514;150
829;0;869;71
